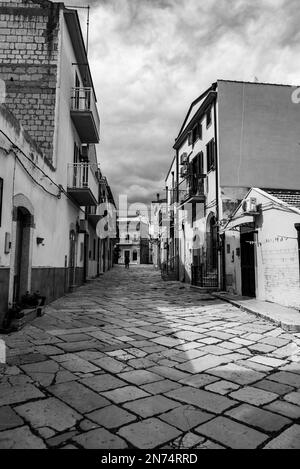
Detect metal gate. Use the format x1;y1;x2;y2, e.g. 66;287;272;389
191;264;218;288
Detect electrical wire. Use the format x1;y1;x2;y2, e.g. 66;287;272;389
14;154;59;198
0;128;86;213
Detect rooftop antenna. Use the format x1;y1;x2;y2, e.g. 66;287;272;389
66;4;90;56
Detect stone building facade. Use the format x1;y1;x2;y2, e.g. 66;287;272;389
0;0;60;163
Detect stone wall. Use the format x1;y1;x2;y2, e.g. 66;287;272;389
0;0;61;165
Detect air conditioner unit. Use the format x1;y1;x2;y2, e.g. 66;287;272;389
180;152;188;164
79;219;89;233
242;197;257;214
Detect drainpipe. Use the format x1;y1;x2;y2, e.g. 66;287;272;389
213;95;222;290
175;149;179;281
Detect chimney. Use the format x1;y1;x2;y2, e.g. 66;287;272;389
156;193;159;201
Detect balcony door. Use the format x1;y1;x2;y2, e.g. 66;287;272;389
74;72;80;109
190;152;203;195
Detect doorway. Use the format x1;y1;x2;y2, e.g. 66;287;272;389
13;207;32;303
69;230;76;289
240;231;256;297
124;250;130;264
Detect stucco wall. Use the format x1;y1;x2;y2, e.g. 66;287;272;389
218;80;300;189
224;189;300;308
0;104;84;322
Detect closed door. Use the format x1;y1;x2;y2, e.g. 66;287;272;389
240;232;256;297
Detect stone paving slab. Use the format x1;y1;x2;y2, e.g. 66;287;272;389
1;265;300;449
0;406;24;431
195;416;268;449
117;417;181;449
123;395;180;418
263;424;300;449
100;385;150;404
165;386;238;413
47;381;110;413
0;383;45;407
0;426;46;449
80;374;128;392
225;404;291;432
159;404;214;431
87;404;137;429
72;428;128;449
15;398;81;432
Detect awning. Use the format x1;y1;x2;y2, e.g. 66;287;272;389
221;214;255;232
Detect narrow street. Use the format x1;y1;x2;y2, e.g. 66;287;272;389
0;265;300;449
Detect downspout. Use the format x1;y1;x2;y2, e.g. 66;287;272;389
176;149;179;281
213;94;222;290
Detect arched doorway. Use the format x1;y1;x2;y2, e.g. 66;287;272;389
13;207;33;304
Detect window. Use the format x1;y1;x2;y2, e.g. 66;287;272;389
133;250;138;261
206;107;212;127
191;122;202;146
0;178;3;227
126;234;130;241
206;139;215;172
190;152;204;195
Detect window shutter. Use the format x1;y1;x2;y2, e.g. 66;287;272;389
212;140;215;168
198;123;202;140
199;151;204;174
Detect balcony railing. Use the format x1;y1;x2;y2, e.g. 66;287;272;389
70;87;100;143
177;176;205;205
67;163;99;206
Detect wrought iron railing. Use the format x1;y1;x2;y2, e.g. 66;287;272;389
67;163;99;201
177;177;205;205
191;264;218;288
70;87;100;131
161;255;178;280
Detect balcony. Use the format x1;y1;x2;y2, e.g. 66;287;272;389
70;87;100;143
118;238;140;245
67;163;99;206
87;199;110;227
178;176;206;206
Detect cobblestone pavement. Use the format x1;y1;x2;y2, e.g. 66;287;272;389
0;265;300;449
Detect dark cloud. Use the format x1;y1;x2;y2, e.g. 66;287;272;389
53;0;300;206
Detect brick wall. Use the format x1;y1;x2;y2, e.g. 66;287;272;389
261;245;300;308
0;0;61;164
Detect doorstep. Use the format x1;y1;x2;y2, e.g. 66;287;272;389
213;292;300;333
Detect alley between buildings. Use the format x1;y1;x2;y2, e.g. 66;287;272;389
0;265;300;449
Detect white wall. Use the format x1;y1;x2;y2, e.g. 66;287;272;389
224;189;300;308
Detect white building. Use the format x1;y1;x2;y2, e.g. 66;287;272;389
0;0;115;328
164;80;300;293
117;216;150;265
223;188;300;308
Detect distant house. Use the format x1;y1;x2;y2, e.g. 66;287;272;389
117;216;150;265
222;188;300;308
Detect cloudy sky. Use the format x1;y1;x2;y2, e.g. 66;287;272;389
60;0;300;206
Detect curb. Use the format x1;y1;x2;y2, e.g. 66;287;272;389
212;293;300;333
